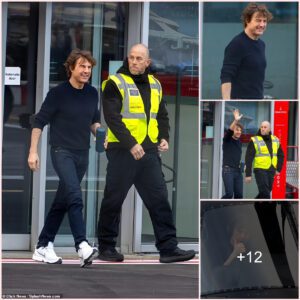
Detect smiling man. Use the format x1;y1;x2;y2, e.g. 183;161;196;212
220;3;273;99
28;49;100;267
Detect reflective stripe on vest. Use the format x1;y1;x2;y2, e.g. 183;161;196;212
251;135;279;169
102;73;162;144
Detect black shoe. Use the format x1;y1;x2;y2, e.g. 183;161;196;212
98;248;124;262
159;248;196;263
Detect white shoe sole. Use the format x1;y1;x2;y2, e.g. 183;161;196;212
32;252;62;264
80;248;98;268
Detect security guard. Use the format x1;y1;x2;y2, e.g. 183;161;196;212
97;44;196;263
245;121;284;198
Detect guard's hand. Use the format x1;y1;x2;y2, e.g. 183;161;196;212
158;139;169;152
130;144;145;160
245;176;252;183
104;135;108;150
28;152;40;171
275;171;280;175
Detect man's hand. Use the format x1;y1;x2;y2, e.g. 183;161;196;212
233;109;243;121
28;152;40;171
104;135;108;150
245;176;252;183
158;139;169;152
276;171;280;175
91;122;101;137
28;128;42;171
221;82;231;100
233;242;246;256
130;144;145;160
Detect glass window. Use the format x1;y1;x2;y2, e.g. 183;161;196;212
142;2;199;245
202;2;298;99
149;2;199;78
3;3;39;234
45;2;128;245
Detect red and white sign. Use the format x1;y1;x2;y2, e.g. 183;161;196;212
272;101;289;199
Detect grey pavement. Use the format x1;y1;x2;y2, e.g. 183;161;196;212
2;258;199;299
2;123;199;298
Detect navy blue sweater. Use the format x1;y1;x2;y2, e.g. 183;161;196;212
220;31;266;99
33;81;100;150
222;129;242;169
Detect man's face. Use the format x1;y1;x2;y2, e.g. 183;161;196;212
128;46;151;75
233;125;242;139
246;12;268;38
70;58;92;84
260;122;271;135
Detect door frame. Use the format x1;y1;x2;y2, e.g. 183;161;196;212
2;3;52;251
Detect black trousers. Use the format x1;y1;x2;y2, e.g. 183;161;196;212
98;149;178;252
254;169;276;199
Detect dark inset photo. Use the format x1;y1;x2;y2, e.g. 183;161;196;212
201;201;298;298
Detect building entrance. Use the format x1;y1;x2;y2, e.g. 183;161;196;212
2;3;39;249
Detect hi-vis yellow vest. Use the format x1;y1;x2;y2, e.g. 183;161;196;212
102;73;162;144
251;135;280;169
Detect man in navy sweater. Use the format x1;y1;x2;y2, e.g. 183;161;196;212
222;109;243;198
220;3;273;99
28;49;100;267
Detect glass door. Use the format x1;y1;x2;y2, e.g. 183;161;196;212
136;2;199;252
2;3;39;250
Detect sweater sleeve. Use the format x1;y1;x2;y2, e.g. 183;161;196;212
245;140;256;177
220;39;243;84
102;79;138;150
157;98;170;142
92;106;101;124
91;88;101;124
33;89;59;130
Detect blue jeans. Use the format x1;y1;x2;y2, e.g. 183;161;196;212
221;166;243;199
37;147;89;250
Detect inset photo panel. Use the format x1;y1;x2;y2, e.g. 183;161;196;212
201;2;298;100
200;101;298;199
200;201;298;298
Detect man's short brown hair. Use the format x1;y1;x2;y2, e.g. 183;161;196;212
235;122;244;130
64;49;96;78
241;3;273;28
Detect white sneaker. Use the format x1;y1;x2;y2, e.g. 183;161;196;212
32;242;62;264
78;241;98;268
